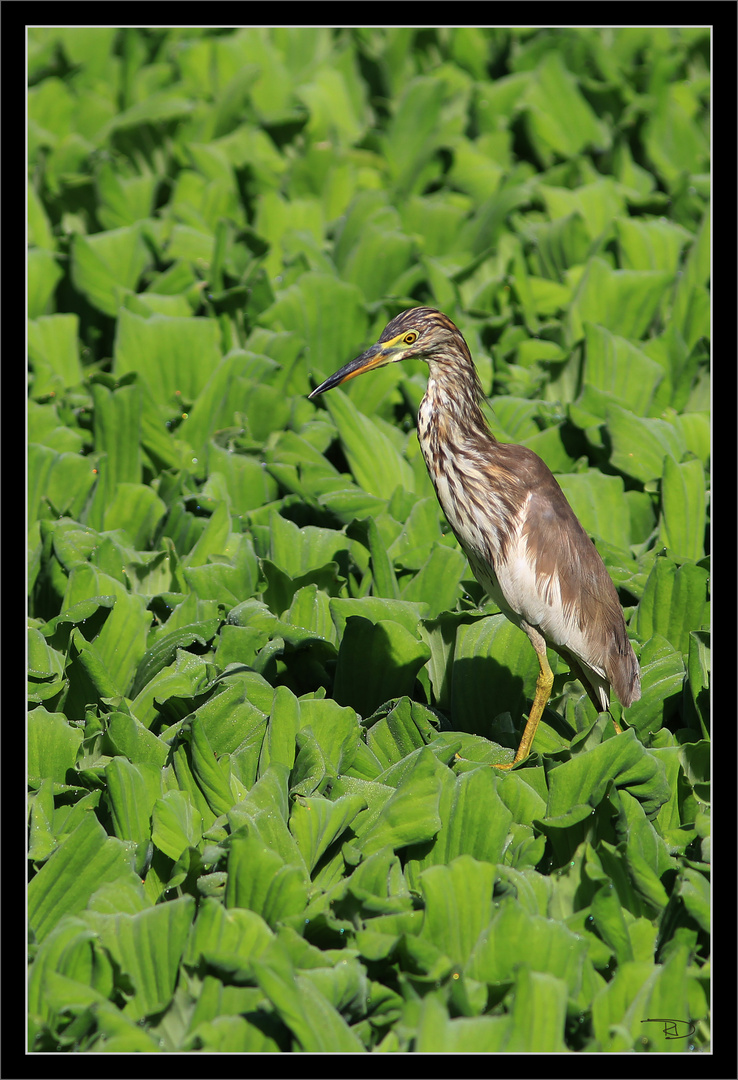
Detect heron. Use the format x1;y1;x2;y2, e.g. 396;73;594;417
309;307;641;767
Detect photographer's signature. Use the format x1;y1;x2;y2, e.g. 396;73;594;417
641;1018;696;1040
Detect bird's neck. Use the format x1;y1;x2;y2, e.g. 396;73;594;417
416;355;511;568
419;355;495;448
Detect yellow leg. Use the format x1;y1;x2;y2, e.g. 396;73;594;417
493;634;553;770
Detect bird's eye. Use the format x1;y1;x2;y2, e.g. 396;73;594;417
404;332;418;344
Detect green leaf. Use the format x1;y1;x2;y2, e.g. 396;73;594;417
28;780;59;862
183;715;237;817
417;855;496;966
225;827;309;928
151;789;203;862
677;866;710;933
449;613;540;740
105;758;161;876
582;322;664;416
635;558;709;655
540;178;624;243
62;567;150;700
89;896;196;1021
297;63;368;145
28;248;63;319
504;968;568;1052
330;596;426;638
28;314;83;389
130;619;221;699
644;83;709;186
28;914;112;1031
615;215;691;272
259;683;302;771
265;511;355;579
101;483;167;549
362;515;401;599
96;162;157;229
333;617;431;717
182;351;276;459
28;708;84;786
89;379;143;505
28;445;98;526
113;308;223;406
568;258;673;342
289;793;367;874
684;629;709;733
383;76;449;196
606;404;687;484
107;711;169;769
320;388;416;499
406;765;514;871
71;228;151;317
260;271;368;386
468;898;587;1010
557;470;632;551
28;813;141;942
365;697;440;769
590;883;634;964
591;947;695;1051
524;52;609;164
400;543;466;615
351;747;443;856
528;211;591;278
294;696;361;774
252;955;366;1052
672;204;710;347
624;635;686;738
180;499;232;568
544;727;670;821
658;455;707;563
185;897;274;971
186;1014;284;1052
414;995;509;1052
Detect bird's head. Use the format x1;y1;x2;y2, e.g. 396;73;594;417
308;307;468;398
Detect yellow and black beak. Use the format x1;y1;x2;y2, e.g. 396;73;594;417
308;341;399;399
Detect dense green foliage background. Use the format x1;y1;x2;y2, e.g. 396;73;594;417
28;27;710;1053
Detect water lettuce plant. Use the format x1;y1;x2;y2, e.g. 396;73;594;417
28;26;710;1053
